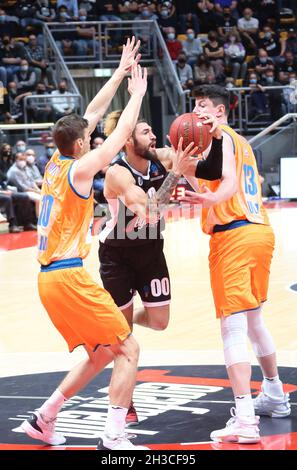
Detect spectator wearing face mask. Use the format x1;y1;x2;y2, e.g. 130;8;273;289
277;51;297;84
27;82;54;123
13;59;37;95
217;6;238;40
25;149;43;187
0;145;37;232
257;26;286;62
225;77;239;110
35;0;56;23
204;31;225;80
157;2;177;31
245;71;267;116
14;140;27;155
165;27;183;60
250;49;275;80
224;32;247;79
182;29;203;66
7;152;41;215
74;9;101;59
0;35;25;83
260;69;282;121
36;142;55;175
51;80;76;120
57;0;78;19
176;53;194;90
133;5;158;52
237;8;259;52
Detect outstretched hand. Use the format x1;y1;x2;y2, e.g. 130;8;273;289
128;63;147;97
118;36;141;76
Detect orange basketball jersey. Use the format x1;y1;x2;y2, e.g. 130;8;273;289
37;150;94;265
199;124;270;234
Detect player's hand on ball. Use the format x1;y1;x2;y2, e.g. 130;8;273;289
172;137;199;177
195;112;222;140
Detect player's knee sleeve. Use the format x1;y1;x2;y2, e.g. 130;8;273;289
220;312;250;368
247;308;275;357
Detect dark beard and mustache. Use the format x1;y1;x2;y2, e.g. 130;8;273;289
133;140;159;163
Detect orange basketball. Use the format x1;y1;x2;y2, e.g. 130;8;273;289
169;113;213;153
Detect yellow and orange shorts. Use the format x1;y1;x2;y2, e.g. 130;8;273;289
38;264;131;352
209;223;275;318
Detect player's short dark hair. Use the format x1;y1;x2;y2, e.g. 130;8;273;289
193;85;230;115
52;114;88;156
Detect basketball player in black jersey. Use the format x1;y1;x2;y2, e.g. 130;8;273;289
99;111;224;425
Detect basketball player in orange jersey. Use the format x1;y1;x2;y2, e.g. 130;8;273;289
182;85;290;444
19;39;154;451
98;111;225;425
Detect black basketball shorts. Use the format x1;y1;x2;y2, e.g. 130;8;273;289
99;239;171;309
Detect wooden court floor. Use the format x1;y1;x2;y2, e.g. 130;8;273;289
0;202;296;452
0;202;296;375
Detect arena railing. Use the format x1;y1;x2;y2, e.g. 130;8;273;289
22;93;82;142
43;20;186;117
0;122;54;146
188;84;297;134
42;23;82;101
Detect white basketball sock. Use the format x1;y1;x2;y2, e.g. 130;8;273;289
104;405;128;441
38;388;67;421
263;375;284;398
235;393;255;418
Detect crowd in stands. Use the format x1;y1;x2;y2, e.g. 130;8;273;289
0;1;296;232
0;0;296;127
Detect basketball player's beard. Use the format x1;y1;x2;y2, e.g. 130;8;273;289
134;142;159;163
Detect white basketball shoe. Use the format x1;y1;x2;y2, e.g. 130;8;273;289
21;411;66;446
210;407;260;444
254;388;291;418
97;433;149;450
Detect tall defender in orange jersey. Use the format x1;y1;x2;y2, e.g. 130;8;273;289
182;85;290;444
20;39;153;451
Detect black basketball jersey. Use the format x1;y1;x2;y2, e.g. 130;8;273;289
99;156;168;247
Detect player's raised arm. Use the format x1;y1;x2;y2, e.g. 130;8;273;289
83;36;141;133
74;64;147;193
